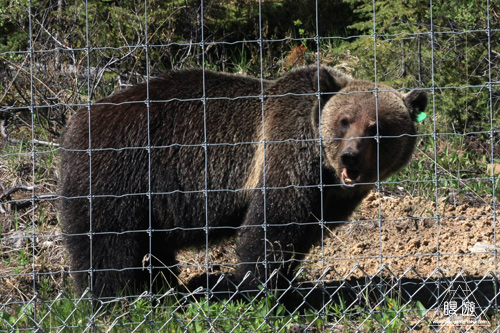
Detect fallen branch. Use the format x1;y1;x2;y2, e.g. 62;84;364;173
0;187;58;213
0;185;36;201
0;113;59;147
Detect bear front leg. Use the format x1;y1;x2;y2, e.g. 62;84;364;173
235;187;321;292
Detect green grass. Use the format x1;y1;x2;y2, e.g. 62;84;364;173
0;289;430;332
385;133;498;201
0;291;292;332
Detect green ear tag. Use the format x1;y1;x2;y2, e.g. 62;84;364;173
416;112;427;122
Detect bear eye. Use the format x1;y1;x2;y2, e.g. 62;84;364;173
340;118;349;128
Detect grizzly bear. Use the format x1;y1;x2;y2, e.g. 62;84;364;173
59;66;427;298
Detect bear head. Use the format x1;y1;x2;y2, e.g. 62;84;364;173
320;80;428;190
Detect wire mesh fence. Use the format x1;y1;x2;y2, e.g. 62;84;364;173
0;0;499;331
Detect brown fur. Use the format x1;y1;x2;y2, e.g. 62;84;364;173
59;66;427;297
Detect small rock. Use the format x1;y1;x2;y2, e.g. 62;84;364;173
3;230;27;250
287;324;318;333
468;242;495;253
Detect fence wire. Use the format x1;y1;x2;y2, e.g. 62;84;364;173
0;0;499;332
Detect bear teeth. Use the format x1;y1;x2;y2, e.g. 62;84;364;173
342;168;356;187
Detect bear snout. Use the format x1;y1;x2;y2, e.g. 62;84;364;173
339;148;365;187
340;148;360;169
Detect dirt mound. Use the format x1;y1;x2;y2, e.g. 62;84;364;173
307;191;497;280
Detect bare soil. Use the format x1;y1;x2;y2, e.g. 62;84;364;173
307;191;498;280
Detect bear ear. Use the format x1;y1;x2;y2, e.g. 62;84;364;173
313;67;348;96
311;68;349;130
404;90;428;121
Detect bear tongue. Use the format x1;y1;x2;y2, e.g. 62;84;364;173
341;168;356;187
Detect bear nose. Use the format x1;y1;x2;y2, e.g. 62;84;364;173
341;149;360;168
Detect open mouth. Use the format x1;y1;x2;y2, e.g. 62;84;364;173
340;168;360;187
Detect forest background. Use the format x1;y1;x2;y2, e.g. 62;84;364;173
1;0;498;134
